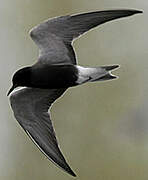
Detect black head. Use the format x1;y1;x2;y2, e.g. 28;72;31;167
7;67;31;96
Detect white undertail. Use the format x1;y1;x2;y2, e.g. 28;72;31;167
76;65;119;84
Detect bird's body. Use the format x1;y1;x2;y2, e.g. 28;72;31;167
8;9;142;177
11;64;119;90
16;65;78;89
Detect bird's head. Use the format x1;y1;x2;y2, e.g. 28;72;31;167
7;67;31;96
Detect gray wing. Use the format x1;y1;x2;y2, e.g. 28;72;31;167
30;9;142;65
9;87;76;177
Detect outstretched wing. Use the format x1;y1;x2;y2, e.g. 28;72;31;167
30;9;142;65
9;87;76;177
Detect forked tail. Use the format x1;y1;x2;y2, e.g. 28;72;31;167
76;65;119;84
90;65;119;82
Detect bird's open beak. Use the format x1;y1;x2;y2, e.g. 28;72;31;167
7;85;16;96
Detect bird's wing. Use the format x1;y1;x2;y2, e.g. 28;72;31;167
30;9;142;65
9;87;76;177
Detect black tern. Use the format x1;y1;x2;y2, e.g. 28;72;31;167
7;9;142;177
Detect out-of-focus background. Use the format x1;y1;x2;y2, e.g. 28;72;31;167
1;0;147;179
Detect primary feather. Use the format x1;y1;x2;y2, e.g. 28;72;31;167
30;9;142;66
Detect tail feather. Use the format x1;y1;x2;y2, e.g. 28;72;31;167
76;64;119;84
90;65;119;82
101;65;119;71
91;73;117;82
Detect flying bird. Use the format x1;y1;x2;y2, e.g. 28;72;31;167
7;9;142;177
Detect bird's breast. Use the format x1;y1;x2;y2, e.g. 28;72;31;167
30;64;78;89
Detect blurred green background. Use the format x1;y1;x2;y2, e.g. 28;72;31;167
1;0;147;179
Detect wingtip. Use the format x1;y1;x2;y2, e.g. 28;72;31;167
131;9;143;14
113;9;143;16
63;162;77;177
69;170;77;177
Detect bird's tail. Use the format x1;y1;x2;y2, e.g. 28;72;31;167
76;65;119;84
90;65;119;82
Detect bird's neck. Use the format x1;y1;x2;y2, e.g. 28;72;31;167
20;66;32;86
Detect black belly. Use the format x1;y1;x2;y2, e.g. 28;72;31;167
30;64;78;89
